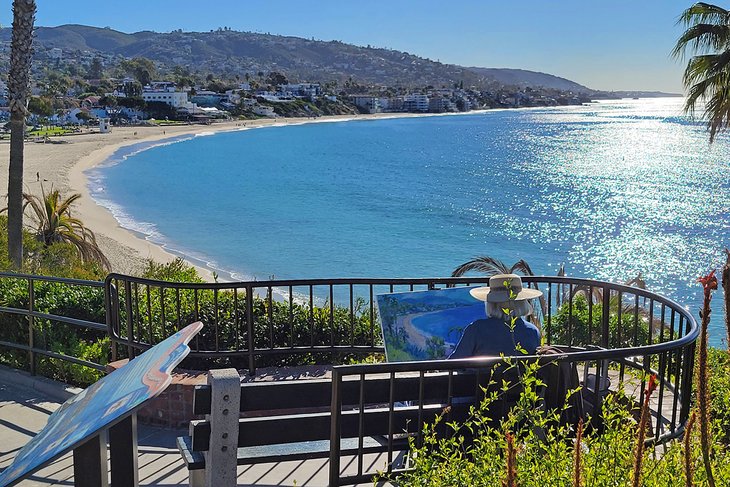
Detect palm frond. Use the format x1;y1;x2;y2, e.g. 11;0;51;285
451;256;511;277
675;3;730;141
509;259;535;276
677;3;730;28
673;22;730;59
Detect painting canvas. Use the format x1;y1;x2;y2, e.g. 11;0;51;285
0;321;203;487
376;287;486;361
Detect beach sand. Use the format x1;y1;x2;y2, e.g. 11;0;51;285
0;112;446;280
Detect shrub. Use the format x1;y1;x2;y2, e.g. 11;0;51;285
109;258;382;370
549;294;650;348
395;357;730;486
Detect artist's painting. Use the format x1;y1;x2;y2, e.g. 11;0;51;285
0;322;203;487
376;287;485;361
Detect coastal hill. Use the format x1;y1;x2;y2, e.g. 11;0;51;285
3;24;487;89
468;67;592;93
0;24;681;97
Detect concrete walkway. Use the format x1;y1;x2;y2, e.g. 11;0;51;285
0;367;388;487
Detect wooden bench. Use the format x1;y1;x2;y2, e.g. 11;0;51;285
175;363;528;486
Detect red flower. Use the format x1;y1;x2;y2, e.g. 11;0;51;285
646;373;658;397
697;270;718;296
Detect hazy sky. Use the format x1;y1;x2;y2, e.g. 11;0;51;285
1;0;698;92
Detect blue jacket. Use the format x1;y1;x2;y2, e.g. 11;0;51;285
449;316;541;359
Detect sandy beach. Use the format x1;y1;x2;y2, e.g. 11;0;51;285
0;112;447;280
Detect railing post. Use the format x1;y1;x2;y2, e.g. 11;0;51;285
124;280;135;359
106;279;119;362
204;369;240;487
601;285;610;348
73;432;109;487
109;413;139;487
329;368;343;486
245;285;255;375
27;277;35;376
680;341;696;423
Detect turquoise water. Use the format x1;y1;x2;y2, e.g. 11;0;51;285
411;306;485;345
89;98;730;344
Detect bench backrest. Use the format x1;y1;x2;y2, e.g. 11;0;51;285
188;355;580;486
189;368;509;452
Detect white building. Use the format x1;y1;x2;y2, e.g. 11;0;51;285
280;83;321;100
99;118;112;133
142;90;190;108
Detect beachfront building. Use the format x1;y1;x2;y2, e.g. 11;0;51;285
189;90;226;107
279;83;321;100
142;90;190;108
351;95;381;114
403;93;430;112
428;96;457;113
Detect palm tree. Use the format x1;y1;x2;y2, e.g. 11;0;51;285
23;187;110;271
6;0;36;269
672;2;730;142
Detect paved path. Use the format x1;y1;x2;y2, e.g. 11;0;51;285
0;367;387;487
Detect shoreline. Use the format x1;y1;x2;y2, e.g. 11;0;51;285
2;102;602;281
23;111;481;280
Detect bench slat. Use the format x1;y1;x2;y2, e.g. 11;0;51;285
178;434;409;471
191;402;473;451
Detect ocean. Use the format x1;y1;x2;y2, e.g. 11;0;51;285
88;98;730;345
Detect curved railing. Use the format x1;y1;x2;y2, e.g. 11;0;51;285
104;274;698;445
0;271;698;446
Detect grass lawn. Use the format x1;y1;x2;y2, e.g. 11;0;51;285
26;126;75;137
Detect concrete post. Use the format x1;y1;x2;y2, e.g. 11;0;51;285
204;368;240;487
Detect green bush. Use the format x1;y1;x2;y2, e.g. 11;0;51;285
0;276;107;386
549;294;650;348
395;357;730;486
0;214;108;385
106;258;382;370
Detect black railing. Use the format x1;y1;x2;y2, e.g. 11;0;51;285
104;274;697;375
330;333;697;483
0;272;107;378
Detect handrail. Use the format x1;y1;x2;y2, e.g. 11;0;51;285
0;273;106;377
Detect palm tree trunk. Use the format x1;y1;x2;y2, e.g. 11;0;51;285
723;249;730;353
6;0;36;269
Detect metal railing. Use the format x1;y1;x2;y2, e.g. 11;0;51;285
330;327;698;483
0;271;699;445
0;272;107;376
104;274;697;380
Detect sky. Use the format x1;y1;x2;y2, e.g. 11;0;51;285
0;0;699;93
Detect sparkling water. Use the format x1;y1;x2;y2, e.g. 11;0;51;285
89;98;730;344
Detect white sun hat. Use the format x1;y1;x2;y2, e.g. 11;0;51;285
469;273;543;302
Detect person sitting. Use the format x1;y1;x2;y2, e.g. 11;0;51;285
449;274;542;359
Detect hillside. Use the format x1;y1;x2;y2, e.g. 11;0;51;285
468;67;592;93
0;24;621;94
0;25;489;88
